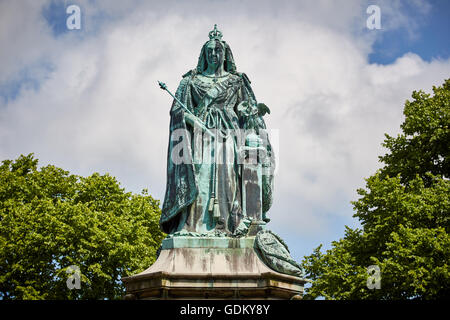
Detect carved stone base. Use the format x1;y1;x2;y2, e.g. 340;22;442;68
122;236;307;300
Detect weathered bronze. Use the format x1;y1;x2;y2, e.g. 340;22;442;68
122;26;305;299
159;24;275;236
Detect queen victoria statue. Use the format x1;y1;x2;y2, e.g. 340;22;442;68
159;25;275;236
122;25;305;300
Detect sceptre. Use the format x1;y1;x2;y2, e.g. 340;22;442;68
158;81;214;137
158;81;195;117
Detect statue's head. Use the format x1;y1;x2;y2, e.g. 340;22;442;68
196;25;237;74
205;40;225;70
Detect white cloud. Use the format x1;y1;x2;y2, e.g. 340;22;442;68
1;0;448;259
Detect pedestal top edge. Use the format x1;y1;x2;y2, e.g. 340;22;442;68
161;236;256;249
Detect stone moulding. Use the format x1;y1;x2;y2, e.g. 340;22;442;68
122;236;307;300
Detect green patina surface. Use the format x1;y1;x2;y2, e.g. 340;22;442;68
158;25;302;279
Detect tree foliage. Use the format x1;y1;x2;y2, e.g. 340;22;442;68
0;154;165;300
301;79;450;299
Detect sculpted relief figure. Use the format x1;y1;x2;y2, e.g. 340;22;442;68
159;25;275;236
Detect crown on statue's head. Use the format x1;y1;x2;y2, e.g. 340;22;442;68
208;24;223;41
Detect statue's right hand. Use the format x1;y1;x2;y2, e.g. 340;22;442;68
184;113;215;137
184;113;201;128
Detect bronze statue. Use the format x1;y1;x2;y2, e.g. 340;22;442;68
159;25;275;236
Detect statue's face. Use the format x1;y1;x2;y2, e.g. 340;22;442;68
205;40;224;69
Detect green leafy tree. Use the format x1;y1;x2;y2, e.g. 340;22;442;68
301;79;450;299
0;154;165;300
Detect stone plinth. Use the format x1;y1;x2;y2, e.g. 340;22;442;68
122;236;307;300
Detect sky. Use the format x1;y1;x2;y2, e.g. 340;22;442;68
0;0;449;268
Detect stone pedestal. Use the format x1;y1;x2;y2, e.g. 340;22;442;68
122;236;307;300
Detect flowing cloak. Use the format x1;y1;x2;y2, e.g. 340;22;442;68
159;73;197;234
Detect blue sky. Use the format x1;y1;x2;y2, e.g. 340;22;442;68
368;0;450;64
42;0;71;37
0;0;449;273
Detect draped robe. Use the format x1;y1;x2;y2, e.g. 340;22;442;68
160;70;274;235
